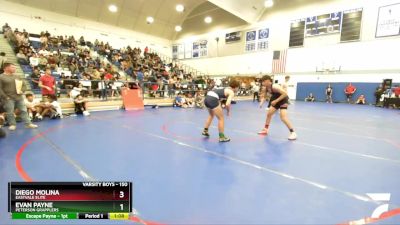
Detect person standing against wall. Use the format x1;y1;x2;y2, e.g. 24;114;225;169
326;84;333;103
374;85;384;106
282;76;290;92
0;63;38;131
393;85;400;98
344;83;356;103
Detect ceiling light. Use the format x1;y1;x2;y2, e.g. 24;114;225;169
204;16;212;24
146;16;154;24
176;4;184;12
108;4;118;12
264;0;274;8
175;26;182;32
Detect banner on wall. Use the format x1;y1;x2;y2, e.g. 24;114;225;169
245;30;257;52
225;31;241;43
245;28;269;52
257;28;269;50
376;3;400;37
192;40;208;58
172;44;185;60
172;45;178;60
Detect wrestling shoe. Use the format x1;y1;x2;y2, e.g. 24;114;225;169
219;136;231;142
258;128;268;135
288;132;297;140
202;130;210;137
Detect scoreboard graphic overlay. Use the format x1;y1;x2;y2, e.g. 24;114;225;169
9;182;132;220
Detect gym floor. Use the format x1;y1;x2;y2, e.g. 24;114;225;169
1;101;399;225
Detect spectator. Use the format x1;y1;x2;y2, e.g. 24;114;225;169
186;93;195;108
29;53;39;67
39;68;56;97
238;81;247;96
38;54;48;70
195;91;205;108
70;85;83;99
24;93;43;121
30;68;41;89
97;78;107;100
16;49;27;60
326;84;333;103
156;77;165;97
374;85;384;106
2;23;10;33
252;82;260;102
344;83;356;103
43;95;62;119
174;93;187;108
0;63;38;130
305;93;315;102
0;101;5;127
282;75;290;92
114;79;124;97
74;94;90;116
355;95;366;105
0;127;5;138
393;85;400;98
0;52;7;74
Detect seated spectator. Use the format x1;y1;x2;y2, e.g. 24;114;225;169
38;47;50;57
173;93;188;108
305;93;315;102
38;54;48;70
0;52;7;74
186;94;195;108
195;91;205;108
42;95;63;119
24;93;43;121
344;83;356;103
29;54;39;67
74;94;90;116
47;54;58;70
16;49;27;60
356;95;366;105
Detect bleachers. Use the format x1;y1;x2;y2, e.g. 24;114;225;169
2;24;253;116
